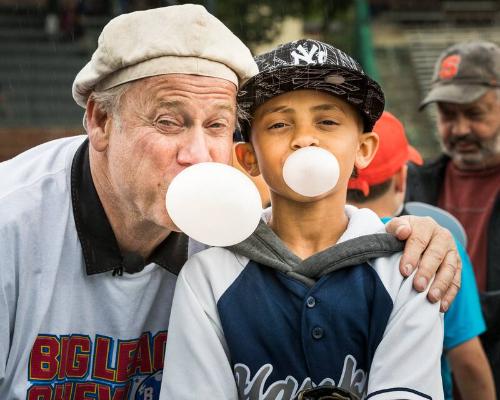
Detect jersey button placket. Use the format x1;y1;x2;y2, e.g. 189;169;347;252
306;296;316;308
311;326;324;340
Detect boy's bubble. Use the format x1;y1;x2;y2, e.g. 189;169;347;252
166;162;262;247
283;147;340;197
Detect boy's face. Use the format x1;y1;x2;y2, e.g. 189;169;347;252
236;90;378;202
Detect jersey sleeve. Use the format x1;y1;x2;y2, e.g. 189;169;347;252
160;255;239;400
0;222;15;383
443;241;485;351
367;270;444;400
0;262;9;382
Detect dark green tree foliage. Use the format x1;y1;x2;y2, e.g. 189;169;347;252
180;0;352;50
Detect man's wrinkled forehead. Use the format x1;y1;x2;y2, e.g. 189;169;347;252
127;74;237;108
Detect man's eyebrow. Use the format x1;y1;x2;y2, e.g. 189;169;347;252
156;100;234;114
157;100;182;109
213;103;236;113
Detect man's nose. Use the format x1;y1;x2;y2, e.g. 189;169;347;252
291;129;320;149
450;114;471;137
177;129;212;166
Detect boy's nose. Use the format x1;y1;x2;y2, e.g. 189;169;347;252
291;133;320;149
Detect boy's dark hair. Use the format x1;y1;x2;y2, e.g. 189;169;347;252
237;39;385;141
346;178;393;204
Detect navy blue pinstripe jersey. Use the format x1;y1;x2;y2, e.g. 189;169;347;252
161;206;444;400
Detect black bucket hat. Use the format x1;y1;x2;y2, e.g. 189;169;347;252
237;39;385;140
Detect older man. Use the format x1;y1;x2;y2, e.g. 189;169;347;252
408;40;500;395
0;5;460;399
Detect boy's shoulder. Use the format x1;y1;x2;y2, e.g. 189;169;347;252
179;246;250;302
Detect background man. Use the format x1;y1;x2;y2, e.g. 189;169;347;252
0;5;463;399
348;111;496;400
407;40;500;394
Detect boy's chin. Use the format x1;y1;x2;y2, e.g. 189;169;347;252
278;187;339;203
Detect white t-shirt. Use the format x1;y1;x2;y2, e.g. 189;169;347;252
0;136;183;400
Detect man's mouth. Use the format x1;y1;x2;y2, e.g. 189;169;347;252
454;142;479;152
448;135;481;153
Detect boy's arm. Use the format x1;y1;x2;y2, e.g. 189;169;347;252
160;260;238;400
367;267;444;400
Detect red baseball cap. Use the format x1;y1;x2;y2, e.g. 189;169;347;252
348;111;423;196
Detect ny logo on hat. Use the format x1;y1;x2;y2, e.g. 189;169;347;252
291;44;327;65
439;54;461;80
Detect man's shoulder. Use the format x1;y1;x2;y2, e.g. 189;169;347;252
0;136;85;228
408;154;450;179
406;154;450;203
0;136;85;201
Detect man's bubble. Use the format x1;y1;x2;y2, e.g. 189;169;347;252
166;163;262;246
282;147;340;197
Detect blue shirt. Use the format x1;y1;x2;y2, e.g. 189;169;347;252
441;241;485;400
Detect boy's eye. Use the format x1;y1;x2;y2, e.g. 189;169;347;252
318;119;339;126
269;122;287;129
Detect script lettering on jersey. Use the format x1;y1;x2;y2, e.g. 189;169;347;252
234;354;366;400
27;331;167;400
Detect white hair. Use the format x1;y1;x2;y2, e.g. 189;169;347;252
84;82;132;131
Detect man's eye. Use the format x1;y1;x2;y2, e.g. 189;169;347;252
209;122;227;129
157;119;177;126
467;112;483;120
154;118;182;133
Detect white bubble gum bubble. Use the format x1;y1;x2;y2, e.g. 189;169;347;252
166;163;262;247
282;147;340;197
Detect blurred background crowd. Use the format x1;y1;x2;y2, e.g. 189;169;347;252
0;0;499;161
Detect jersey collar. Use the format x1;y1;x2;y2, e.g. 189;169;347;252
70;139;188;276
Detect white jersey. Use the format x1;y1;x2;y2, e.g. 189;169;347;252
162;206;444;400
0;136;191;400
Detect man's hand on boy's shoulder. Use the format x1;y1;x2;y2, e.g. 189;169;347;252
385;215;461;313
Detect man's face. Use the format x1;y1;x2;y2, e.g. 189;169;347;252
105;74;237;231
245;90;371;203
436;90;500;170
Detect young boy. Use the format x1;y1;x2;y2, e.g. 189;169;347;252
161;39;444;400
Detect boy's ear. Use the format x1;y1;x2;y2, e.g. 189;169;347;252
235;142;260;177
355;132;379;170
86;98;113;153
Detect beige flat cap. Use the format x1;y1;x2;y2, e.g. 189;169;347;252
72;4;258;108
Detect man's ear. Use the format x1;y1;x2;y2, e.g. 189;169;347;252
234;142;260;177
86;98;113;153
355;132;379;170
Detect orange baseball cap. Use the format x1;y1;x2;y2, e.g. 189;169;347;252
348;111;423;196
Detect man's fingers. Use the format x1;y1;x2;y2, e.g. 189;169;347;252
398;216;435;278
385;216;412;240
386;215;462;310
415;226;455;292
438;251;462;312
